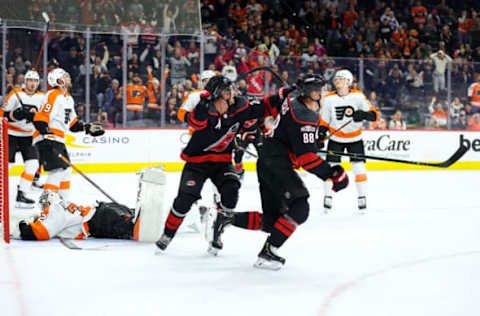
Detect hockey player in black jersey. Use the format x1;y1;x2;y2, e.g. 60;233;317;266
155;76;288;253
207;74;349;270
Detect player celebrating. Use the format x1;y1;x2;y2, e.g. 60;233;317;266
0;70;45;208
155;75;288;254
206;74;349;270
11;191;137;241
32;68;105;200
319;69;378;213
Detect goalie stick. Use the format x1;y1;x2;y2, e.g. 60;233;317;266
318;144;468;168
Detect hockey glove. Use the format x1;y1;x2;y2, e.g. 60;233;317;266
279;84;297;99
352;110;368;122
85;123;105;137
12;107;36;122
330;165;349;192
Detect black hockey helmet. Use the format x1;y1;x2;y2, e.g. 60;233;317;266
205;75;232;100
296;74;325;98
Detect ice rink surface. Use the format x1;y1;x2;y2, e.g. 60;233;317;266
2;169;480;316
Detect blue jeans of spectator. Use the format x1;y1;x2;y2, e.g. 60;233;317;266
96;93;105;111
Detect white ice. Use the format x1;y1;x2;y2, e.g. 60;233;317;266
2;169;480;316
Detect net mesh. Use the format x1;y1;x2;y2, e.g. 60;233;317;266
1;0;201;35
0;118;9;243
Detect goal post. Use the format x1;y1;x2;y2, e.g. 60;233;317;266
0;118;9;243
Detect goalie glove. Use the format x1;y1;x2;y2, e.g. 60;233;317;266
330;165;349;192
85;123;105;137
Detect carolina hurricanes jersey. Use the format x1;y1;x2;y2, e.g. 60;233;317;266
320;89;377;143
26;200;95;240
1;88;45;137
33;88;78;144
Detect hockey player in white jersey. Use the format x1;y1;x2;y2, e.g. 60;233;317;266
0;70;45;208
177;70;217;126
11;191;138;241
32;68;104;200
319;69;378;212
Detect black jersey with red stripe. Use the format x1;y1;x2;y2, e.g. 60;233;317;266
181;95;270;163
265;94;333;180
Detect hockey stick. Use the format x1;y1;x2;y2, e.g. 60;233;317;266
319;120;353;144
57;153;119;203
233;136;258;158
59;237;109;250
237;66;285;84
318;144;468;168
34;12;50;71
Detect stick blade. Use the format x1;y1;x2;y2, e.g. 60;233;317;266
435;145;469;168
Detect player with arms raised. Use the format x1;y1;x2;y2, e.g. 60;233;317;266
32;68;104;200
319;69;378;213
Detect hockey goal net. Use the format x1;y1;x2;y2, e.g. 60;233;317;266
1;118;9;243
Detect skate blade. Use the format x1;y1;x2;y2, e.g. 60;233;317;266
207;245;220;256
15;202;35;209
253;258;283;271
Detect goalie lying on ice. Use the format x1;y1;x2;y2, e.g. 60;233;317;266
11;191;138;241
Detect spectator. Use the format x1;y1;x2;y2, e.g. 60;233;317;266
369;109;387;129
412;1;428;26
467;73;480;113
430;50;452;94
468;113;480;130
452;110;468;129
169;47;191;86
167;97;179;125
449;97;464;120
428;97;448;128
388;110;407;130
95;111;114;128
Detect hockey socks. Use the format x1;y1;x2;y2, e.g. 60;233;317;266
231;211;263;231
270;215;298;248
163;208;185;238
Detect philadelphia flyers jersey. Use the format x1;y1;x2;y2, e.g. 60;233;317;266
1;88;45;137
181;95;269;163
320;89;377;143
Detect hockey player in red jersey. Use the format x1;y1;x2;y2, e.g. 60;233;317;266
206;74;349;270
155;75;291;253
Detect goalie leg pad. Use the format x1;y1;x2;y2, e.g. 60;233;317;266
88;202;134;239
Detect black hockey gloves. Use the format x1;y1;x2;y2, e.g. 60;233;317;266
352;110;377;122
278;84;297;99
12;107;36;121
85;123;105;137
316;125;329;149
330;165;349;192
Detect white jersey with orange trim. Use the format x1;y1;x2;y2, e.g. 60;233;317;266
32;88;77;144
320;89;377;143
177;89;205;123
26;200;95;240
1;88;45;137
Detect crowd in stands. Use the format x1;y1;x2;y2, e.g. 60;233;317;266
1;0;480;130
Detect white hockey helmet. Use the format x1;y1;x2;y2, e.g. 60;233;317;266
200;70;217;82
25;70;40;81
48;68;68;88
221;65;238;82
333;69;354;87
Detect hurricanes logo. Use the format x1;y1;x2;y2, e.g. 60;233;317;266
335;106;355;120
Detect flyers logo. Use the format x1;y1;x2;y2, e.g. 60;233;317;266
335;106;355;120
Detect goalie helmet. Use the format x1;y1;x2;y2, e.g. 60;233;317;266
25;70;40;81
39;190;62;210
333;69;354;87
296;74;325;98
48;68;68;88
204;75;232;100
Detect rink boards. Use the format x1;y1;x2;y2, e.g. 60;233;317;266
8;129;480;174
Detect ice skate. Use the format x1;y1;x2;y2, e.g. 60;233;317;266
206;208;233;256
357;196;367;214
155;233;172;253
323;196;332;214
254;241;286;270
15;186;35;209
